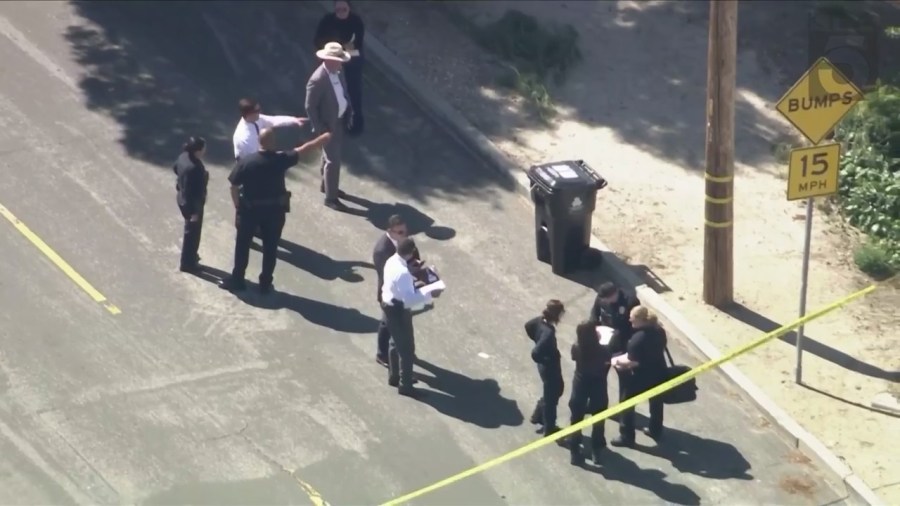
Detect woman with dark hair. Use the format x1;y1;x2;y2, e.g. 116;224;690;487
524;299;565;437
172;136;208;273
313;0;366;134
567;320;612;466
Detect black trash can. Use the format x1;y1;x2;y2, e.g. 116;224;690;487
527;160;608;275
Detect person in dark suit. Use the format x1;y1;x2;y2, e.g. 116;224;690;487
172;136;208;273
567;320;612;466
373;214;408;365
525;300;566;438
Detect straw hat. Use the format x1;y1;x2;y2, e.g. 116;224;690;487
316;42;351;63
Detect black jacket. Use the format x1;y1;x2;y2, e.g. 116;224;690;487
590;290;640;354
173;152;208;215
372;234;421;303
626;325;669;387
525;317;561;367
314;12;365;56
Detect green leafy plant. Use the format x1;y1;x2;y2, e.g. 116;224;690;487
834;84;900;278
468;9;582;119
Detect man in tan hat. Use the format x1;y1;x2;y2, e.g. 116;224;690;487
305;41;353;211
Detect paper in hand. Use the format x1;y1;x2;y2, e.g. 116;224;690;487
346;33;360;57
611;354;630;366
596;326;615;345
420;280;446;297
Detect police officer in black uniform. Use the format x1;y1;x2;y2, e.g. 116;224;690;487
589;282;640;403
567;320;612;466
525;300;565;437
611;305;669;447
173;136;208;273
219;128;331;293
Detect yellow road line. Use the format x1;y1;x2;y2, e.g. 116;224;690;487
380;284;877;506
294;475;330;506
0;202;120;315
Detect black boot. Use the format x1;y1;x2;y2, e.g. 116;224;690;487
529;402;543;425
569;434;584;465
591;443;606;464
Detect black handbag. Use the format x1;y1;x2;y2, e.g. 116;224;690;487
661;347;698;404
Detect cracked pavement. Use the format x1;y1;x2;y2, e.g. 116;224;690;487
0;1;856;505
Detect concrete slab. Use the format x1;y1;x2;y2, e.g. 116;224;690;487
0;1;855;505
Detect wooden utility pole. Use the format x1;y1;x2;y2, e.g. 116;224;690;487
703;0;738;306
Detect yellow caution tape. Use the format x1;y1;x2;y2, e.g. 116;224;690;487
381;284;877;506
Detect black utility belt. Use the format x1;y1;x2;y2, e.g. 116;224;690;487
241;192;292;211
382;299;408;310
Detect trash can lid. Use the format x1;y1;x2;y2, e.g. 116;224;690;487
527;160;605;193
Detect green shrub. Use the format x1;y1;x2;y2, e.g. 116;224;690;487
853;240;896;279
469;9;582;118
834;84;900;278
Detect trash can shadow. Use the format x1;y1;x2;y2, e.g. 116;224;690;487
528;160;608;276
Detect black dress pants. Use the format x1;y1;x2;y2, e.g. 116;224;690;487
376;314;391;359
383;303;415;389
231;206;286;286
344;58;364;134
568;372;609;453
178;204;203;268
532;363;564;434
619;374;665;441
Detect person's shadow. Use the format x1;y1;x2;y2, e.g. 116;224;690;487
629;412;754;480
412;358;523;428
339;195;457;241
576;443;702;505
250;239;372;283
189;265;379;334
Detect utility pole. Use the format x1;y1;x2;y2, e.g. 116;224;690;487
703;0;738;306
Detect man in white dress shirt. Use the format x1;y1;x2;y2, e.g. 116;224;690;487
381;237;440;396
232;98;307;161
305;42;353;211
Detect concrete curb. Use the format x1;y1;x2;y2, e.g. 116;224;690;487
315;3;884;504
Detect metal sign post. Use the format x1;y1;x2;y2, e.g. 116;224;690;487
795;198;814;383
775;57;862;385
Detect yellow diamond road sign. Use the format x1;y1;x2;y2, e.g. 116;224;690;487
775;57;863;145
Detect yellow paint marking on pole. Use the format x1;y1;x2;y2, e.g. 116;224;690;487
0;202;120;315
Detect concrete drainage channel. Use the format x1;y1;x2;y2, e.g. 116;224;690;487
311;2;885;504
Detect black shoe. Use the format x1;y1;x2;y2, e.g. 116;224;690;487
218;278;246;291
398;386;424;398
258;283;273;294
570;451;585;466
320;185;347;198
179;263;201;274
376;355;389;367
610;436;635;448
324;199;348;211
591;444;606;464
643;428;663;442
388;377;399;387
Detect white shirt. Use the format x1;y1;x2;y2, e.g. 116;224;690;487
386;232;398;248
327;69;348;118
232;114;297;159
382;253;431;308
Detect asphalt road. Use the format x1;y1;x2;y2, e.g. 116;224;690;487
0;1;852;505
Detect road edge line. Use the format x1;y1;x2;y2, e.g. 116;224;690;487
331;3;885;504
